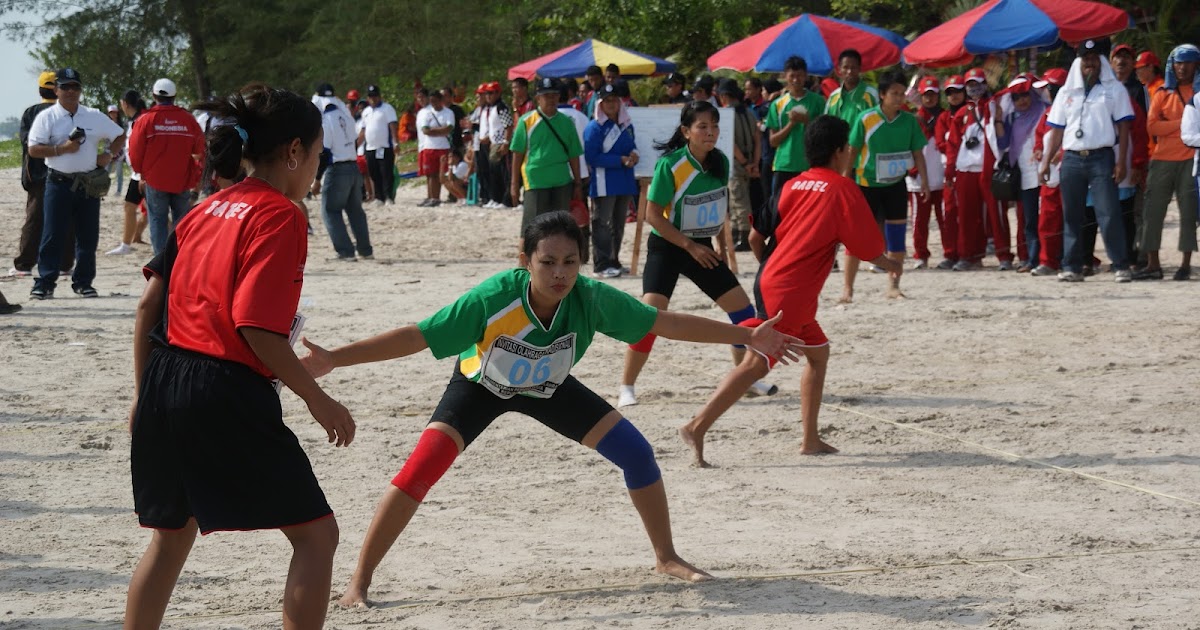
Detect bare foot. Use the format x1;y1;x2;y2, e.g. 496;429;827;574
337;582;373;609
656;554;714;582
678;425;710;468
837;291;853;304
886;287;907;300
800;439;839;455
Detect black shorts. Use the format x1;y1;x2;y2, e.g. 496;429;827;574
860;181;907;224
431;363;615;449
642;233;741;300
131;345;331;533
125;180;144;205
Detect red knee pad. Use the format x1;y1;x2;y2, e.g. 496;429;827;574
391;429;459;502
629;333;657;353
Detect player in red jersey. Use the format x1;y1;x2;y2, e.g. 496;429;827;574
680;115;901;466
124;84;355;630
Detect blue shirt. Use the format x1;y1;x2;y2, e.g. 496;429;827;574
584;118;638;198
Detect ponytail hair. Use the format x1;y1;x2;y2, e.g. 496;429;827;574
193;83;322;181
652;100;726;180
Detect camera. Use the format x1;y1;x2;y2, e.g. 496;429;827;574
68;127;87;143
965;137;980;150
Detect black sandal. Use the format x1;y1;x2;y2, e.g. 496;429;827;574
1132;267;1163;281
1173;267;1191;281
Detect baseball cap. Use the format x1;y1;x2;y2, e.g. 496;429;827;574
692;75;716;93
346;89;360;101
919;76;940;93
662;72;685;86
55;67;82;86
1111;43;1135;59
107;104;118;112
315;82;334;97
1077;37;1111;57
1005;75;1033;94
487;81;502;93
1032;68;1068;89
964;68;987;84
1135;51;1161;69
598;81;631;99
366;84;381;96
153;78;177;97
475;83;489;94
38;71;56;90
535;77;561;95
945;75;966;90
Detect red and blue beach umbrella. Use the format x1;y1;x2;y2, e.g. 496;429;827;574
903;0;1132;67
707;14;909;76
508;39;676;80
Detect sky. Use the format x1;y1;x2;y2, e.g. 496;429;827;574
0;9;44;124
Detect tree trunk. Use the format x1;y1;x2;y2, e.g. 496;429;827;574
176;0;212;98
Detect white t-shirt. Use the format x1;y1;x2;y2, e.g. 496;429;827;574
361;102;398;151
416;105;452;151
29;103;125;174
125;116;142;181
321;104;358;163
1047;66;1135;152
558;106;590;173
449;160;469;180
355;118;366;156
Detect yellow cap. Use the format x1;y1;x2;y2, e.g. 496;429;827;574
38;71;56;89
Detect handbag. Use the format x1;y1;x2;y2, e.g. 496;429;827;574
990;153;1021;201
70;167;113;199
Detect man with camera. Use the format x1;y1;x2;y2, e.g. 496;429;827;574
11;71;74;279
129;78;205;255
26;68;125;300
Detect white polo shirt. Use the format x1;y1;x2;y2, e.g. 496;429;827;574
558;105;590;173
28;102;124;174
321;104;358;163
416;105;452;151
1047;81;1135;152
361;102;398;152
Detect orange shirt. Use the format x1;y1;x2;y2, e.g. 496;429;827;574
1144;76;1164;155
1148;85;1196;162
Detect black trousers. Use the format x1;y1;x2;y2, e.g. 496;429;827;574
365;148;395;202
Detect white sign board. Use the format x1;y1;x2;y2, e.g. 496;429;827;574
627;106;736;179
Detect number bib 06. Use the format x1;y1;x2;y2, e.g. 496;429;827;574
479;334;576;399
679;187;728;238
875;151;914;184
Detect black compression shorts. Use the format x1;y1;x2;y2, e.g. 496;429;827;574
641;233;741;300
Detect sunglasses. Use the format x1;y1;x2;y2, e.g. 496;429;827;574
58;83;82;92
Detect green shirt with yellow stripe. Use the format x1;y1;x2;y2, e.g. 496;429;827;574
418;269;657;399
848;106;927;187
824;81;880;126
646;146;730;239
510;108;584;191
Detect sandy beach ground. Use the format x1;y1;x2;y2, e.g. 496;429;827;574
1;168;1198;629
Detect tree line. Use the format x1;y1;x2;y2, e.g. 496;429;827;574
2;0;1196;111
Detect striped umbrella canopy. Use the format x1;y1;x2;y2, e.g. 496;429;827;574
903;0;1132;67
707;14;909;76
508;39;675;80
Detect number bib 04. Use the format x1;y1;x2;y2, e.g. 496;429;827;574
679;188;728;238
479;334;576;399
875;151;914;184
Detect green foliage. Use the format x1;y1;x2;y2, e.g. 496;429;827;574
0;138;22;169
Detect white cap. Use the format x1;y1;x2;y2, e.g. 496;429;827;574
153;78;177;98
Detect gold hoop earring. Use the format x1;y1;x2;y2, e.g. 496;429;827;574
287;157;298;171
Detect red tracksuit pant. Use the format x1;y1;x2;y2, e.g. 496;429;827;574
1038;185;1064;268
909;190;945;261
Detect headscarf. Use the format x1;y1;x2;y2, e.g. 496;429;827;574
594;94;631;129
1163;44;1200;93
1060;54;1121;96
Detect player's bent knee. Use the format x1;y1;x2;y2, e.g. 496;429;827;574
391;428;460;502
629;333;656;353
726;305;756;349
595;418;661;490
885;223;906;253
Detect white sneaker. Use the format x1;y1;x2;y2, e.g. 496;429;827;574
7;268;31;277
105;243;132;256
1114;269;1132;283
617;385;637;408
746;380;779;397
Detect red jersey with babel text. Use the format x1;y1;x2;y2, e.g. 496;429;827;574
145;178;306;378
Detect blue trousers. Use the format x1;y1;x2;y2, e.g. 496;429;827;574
35;177;99;291
321;162;373;258
1059;150;1128;273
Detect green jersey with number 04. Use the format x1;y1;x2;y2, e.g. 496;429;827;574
418;269;657;399
646;146;731;240
848;106;927;188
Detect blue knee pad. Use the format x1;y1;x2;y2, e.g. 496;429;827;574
596;419;661;490
727;305;756;349
885;222;907;254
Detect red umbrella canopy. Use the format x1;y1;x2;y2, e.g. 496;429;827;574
903;0;1132;67
708;14;908;76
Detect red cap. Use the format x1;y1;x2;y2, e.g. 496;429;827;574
945;74;966;90
346;89;360;101
1033;68;1068;89
1136;51;1161;69
919;75;940;93
487;81;502;93
1111;43;1135;59
475;83;488;94
1005;75;1033;94
965;68;987;84
820;77;840;97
